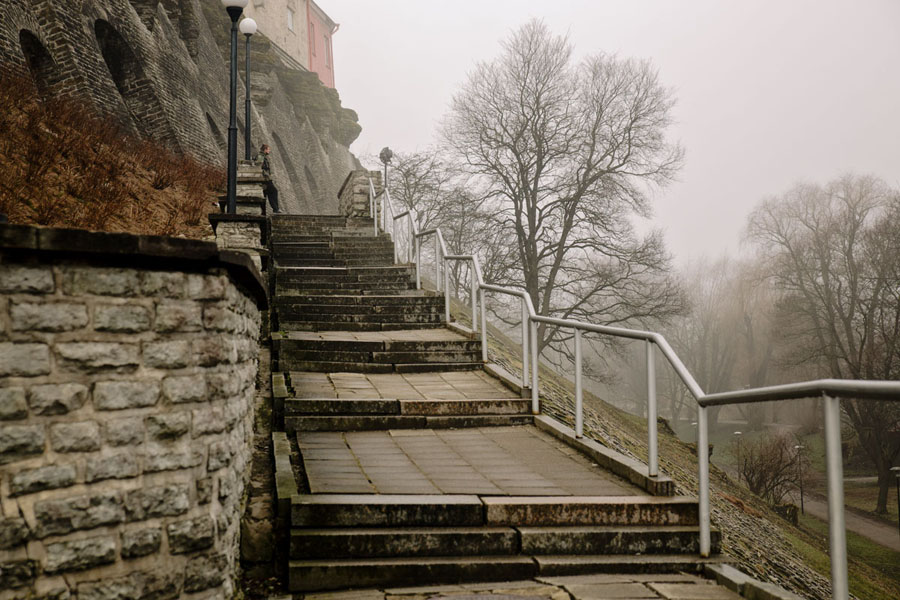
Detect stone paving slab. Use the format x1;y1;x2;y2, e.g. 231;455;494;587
297;426;640;496
290;370;518;401
296;575;744;600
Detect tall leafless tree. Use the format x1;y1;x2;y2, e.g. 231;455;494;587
747;174;900;513
442;20;685;354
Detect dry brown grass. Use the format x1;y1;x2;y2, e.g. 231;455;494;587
0;68;223;238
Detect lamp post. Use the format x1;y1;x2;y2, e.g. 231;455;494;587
794;444;805;514
379;146;393;190
891;466;900;538
240;17;257;161
222;0;248;214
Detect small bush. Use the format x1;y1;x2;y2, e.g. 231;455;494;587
0;67;224;238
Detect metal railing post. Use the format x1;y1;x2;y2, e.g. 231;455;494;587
521;299;529;390
392;217;398;264
471;265;478;332
408;218;414;262
530;320;539;414
824;393;849;600
574;328;583;438
415;236;421;289
372;192;378;236
435;236;441;292
647;340;658;478
698;405;711;557
480;288;488;363
443;262;450;324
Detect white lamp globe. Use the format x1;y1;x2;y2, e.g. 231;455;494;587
222;0;249;8
239;18;257;36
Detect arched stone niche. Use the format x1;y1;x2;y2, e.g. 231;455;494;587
18;29;62;97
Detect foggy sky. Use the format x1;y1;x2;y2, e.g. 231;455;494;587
328;0;900;264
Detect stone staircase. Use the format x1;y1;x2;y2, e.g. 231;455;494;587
268;214;721;593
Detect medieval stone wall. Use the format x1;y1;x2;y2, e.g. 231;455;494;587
0;0;360;214
0;225;266;599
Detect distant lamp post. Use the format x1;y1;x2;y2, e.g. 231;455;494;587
239;17;257;161
222;0;248;214
794;444;806;514
891;466;900;538
379;146;393;190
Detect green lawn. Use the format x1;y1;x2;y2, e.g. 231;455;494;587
792;512;900;600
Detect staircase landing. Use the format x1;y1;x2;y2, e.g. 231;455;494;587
290;369;517;400
298;426;641;496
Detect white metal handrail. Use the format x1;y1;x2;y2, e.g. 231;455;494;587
365;177;898;599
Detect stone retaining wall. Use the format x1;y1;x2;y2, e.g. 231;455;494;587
0;225;266;599
339;170;383;218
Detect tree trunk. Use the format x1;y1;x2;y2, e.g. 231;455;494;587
876;469;891;514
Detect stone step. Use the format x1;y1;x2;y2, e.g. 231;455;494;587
275;282;415;293
482;496;699;527
277;314;443;326
275;275;414;285
285;413;532;432
533;554;725;576
275;294;440;306
292;494;485;528
276;338;480;353
284;398;531;416
275;303;441;315
278;322;446;332
288;555;536;592
290;527;519;559
288;525;719;560
277;348;476;363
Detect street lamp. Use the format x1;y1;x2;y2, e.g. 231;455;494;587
239;17;257;161
794;444;806;514
222;0;248;214
891;466;900;538
379;147;393;189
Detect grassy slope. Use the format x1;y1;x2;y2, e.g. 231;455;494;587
473;311;900;600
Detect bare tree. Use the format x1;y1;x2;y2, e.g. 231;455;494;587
746;174;900;513
731;433;807;505
442;20;685;355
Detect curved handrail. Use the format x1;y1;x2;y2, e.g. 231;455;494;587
366;176;897;599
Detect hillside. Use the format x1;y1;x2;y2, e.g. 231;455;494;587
0;68;220;238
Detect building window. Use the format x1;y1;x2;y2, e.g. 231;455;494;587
287;8;294;32
324;35;331;66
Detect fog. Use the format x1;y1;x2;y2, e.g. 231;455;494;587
328;0;900;263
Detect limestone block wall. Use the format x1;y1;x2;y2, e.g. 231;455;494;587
338;170;382;218
0;225;266;599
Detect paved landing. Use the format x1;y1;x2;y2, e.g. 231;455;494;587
297;574;742;600
298;426;641;496
290;370;518;400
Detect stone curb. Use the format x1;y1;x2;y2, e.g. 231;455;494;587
273;432;298;519
705;564;807;600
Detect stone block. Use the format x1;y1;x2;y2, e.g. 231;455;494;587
0;264;54;293
86;452;141;482
0;388;27;420
167;515;215;554
207;371;242;399
50;421;100;452
11;301;88;331
35;492;124;537
140;271;185;297
94;380;160;411
186;273;227;300
124;483;190;521
56;342;139;372
0;343;51;376
183;553;227;592
143;447;203;473
193;337;237;366
196;478;213;504
162;374;208;404
0;516;30;550
193;407;225;436
0;424;45;461
62;267;139;296
78;570;181;600
0;559;36;589
203;305;241;332
155;301;202;332
94;304;152;332
143;340;191;368
27;383;89;416
103;415;144;446
207;440;231;471
145;412;191;440
10;464;76;495
44;535;117;573
121;528;162;558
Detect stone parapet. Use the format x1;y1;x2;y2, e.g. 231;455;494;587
0;224;265;600
338;170;382;218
